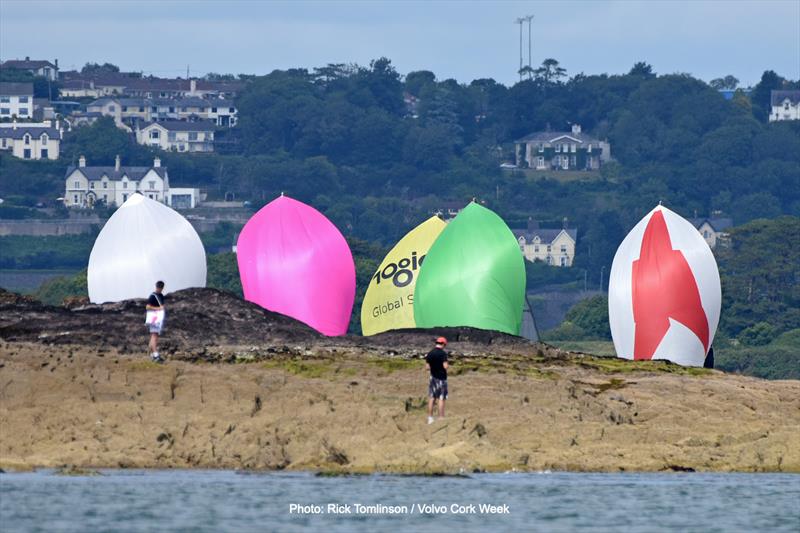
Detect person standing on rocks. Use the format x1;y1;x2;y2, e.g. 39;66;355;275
146;281;166;363
425;336;449;424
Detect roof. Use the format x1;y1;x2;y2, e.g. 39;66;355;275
514;130;601;144
0;59;56;70
689;217;733;232
65;165;167;181
771;90;800;106
142;120;216;132
0;126;61;140
0;82;34;95
512;227;578;244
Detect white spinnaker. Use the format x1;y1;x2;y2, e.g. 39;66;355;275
608;205;721;366
88;194;206;303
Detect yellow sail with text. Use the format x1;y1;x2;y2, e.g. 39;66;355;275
361;216;447;335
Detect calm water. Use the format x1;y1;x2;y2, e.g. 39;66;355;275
1;471;798;532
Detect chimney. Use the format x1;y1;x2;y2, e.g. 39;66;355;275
115;155;121;171
190;79;197;95
153;156;161;168
79;155;86;168
571;124;581;134
25;56;30;61
55;58;58;68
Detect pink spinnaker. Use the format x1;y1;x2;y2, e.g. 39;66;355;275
236;195;356;336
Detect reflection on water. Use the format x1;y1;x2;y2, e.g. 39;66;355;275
1;471;798;532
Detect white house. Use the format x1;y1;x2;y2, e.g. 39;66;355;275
136;120;215;152
84;96;237;128
511;219;578;267
0;57;59;81
0;82;34;119
689;216;733;249
514;124;611;171
769;90;800;122
0;120;63;160
64;155;170;208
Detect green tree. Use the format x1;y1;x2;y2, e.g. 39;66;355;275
533;58;567;85
81;62;121;75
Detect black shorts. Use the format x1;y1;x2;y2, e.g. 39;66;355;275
428;377;448;399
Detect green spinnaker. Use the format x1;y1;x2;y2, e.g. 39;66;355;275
413;202;526;335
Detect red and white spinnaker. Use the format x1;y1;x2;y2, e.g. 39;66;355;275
608;205;721;367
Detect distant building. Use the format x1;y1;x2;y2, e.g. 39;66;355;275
430;201;464;220
0;57;59;81
0;120;63;160
511;219;577;267
84;96;237;129
0;82;34;119
64;155;170;207
58;74;243;100
514;124;611;171
769;90;800;122
689;216;732;249
136;120;215;152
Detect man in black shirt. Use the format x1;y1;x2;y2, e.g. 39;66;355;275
146;281;166;363
425;336;449;424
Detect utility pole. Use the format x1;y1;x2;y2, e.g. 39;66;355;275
525;15;534;78
600;265;606;292
515;18;524;80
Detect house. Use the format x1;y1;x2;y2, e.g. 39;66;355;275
0;82;34;119
0;120;63;160
0;57;59;81
430;201;466;220
83;96;237;129
514;124;611;170
64;155;169;207
689;216;732;249
769;90;800;122
511;218;577;267
136;120;215;152
59;73;244;100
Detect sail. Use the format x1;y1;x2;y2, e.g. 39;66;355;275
88;194;206;303
414;202;526;335
361;216;446;335
608;205;721;367
236;195;355;336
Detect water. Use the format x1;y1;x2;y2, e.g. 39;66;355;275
1;471;798;532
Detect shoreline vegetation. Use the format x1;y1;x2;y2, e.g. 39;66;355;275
1;288;798;474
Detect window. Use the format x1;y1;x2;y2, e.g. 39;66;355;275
139;107;144;112
150;130;160;139
554;144;560;153
560;256;567;266
23;148;31;159
571;144;576;153
23;134;30;145
19;108;29;116
123;181;127;189
109;105;115;112
547;245;552;252
103;194;107;202
169;106;175;113
546;256;552;265
90;182;95;189
149;181;155;189
188;132;198;141
555;155;561;165
571;156;577;166
122;106;128;112
534;245;539;253
73;194;78;204
229;107;234;113
103;181;108;189
561;244;567;252
538;143;544;152
211;107;217;113
537;156;544;168
123;194;128;202
0;96;8;103
0;138;5;147
0;108;8;115
168;132;177;141
19;96;29;103
703;230;709;238
41;134;48;144
151;107;157;112
149;194;154;199
181;107;188;112
587;144;592;153
74;181;80;188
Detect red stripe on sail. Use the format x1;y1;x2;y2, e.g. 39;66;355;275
631;210;709;359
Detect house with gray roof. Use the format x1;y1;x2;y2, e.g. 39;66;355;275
511;218;578;267
0;57;58;80
0;119;63;160
769;90;800;122
514;124;611;171
689;216;733;249
0;82;34;119
64;155;170;208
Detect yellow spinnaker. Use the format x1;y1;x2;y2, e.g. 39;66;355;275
361;216;447;335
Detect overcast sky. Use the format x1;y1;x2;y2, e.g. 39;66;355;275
1;0;798;87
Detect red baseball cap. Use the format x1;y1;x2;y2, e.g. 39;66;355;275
435;337;447;345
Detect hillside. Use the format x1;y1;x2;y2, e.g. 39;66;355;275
1;288;798;473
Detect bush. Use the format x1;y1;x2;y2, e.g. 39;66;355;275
737;321;776;346
34;270;87;305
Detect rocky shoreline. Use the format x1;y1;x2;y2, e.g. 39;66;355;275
1;288;798;473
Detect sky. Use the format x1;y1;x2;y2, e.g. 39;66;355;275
1;0;798;87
